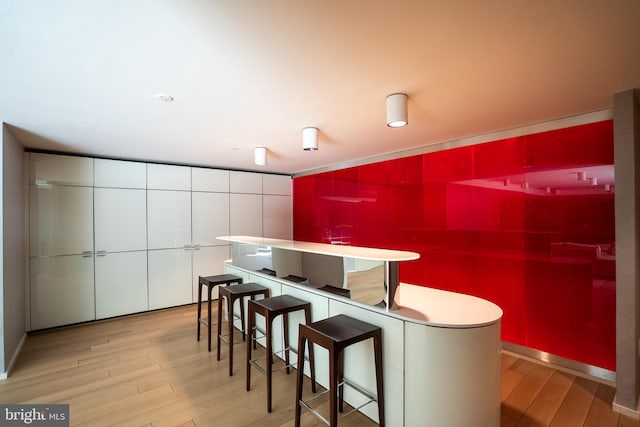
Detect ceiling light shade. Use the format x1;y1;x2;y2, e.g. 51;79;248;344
386;93;408;127
590;177;598;186
254;147;267;166
577;171;586;181
303;127;318;151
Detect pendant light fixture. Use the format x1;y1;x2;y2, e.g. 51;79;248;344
386;93;408;127
303;127;318;151
254;147;267;166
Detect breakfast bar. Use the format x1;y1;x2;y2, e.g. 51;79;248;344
218;236;503;426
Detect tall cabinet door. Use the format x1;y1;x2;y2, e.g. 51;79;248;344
94;187;148;318
147;190;192;249
95;188;147;252
263;174;292;239
29;182;95;331
230;194;262;237
192;192;229;247
263;195;292;239
148;187;192;309
148;248;192;309
30;255;95;330
29;185;94;257
95;251;148;319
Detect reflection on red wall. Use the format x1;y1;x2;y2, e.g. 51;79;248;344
293;120;616;370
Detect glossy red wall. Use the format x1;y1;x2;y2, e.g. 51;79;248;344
293;120;615;370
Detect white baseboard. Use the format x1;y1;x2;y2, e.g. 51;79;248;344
0;333;27;380
613;398;640;420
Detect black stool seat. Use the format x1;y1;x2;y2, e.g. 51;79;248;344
217;282;269;376
295;314;385;427
197;274;242;352
246;295;316;412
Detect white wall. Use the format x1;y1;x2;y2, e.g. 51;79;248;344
1;123;26;375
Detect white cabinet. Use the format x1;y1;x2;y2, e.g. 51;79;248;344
230;171;262;194
29;153;93;186
147;189;193;309
27;152;295;328
192;168;229;192
29;185;93;257
94;187;148;320
263;195;292;239
230;193;263;237
30;255;95;330
147;164;191;190
95;188;147;252
94;159;146;189
148;249;193;310
263;174;292;195
29;157;95;331
147;190;191;249
95;251;148;319
192;192;229;247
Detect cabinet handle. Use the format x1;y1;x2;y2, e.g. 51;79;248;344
184;245;192;251
82;253;93;258
82;251;93;255
96;253;106;257
96;250;106;254
193;244;201;250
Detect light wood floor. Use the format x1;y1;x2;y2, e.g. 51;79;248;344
0;304;638;427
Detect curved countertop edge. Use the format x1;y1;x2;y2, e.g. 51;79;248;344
228;263;503;329
217;235;420;262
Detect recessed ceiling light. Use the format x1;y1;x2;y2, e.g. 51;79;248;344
154;94;174;102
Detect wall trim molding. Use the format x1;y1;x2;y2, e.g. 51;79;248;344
501;343;616;385
613;399;640;420
293;109;613;178
0;333;27;380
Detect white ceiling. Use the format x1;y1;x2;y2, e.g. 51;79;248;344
1;1;639;175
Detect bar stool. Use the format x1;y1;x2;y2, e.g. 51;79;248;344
246;294;317;412
217;282;269;376
295;314;385;427
197;274;243;352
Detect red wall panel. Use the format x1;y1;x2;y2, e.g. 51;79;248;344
293;120;615;370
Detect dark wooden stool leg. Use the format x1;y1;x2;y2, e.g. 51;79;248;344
239;295;247;341
283;313;291;374
329;345;339;427
228;295;235;376
207;284;213;352
374;331;385;427
266;311;274;412
246;303;254;391
304;307;317;393
216;295;223;361
197;283;203;342
338;349;345;413
295;330;306;427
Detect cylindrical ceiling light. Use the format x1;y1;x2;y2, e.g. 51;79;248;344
386;93;408;127
590;177;598;186
254;147;267;166
577;171;586;181
302;127;318;151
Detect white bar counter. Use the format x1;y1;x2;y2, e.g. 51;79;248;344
218;236;502;426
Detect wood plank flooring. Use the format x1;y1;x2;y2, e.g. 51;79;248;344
0;304;637;426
